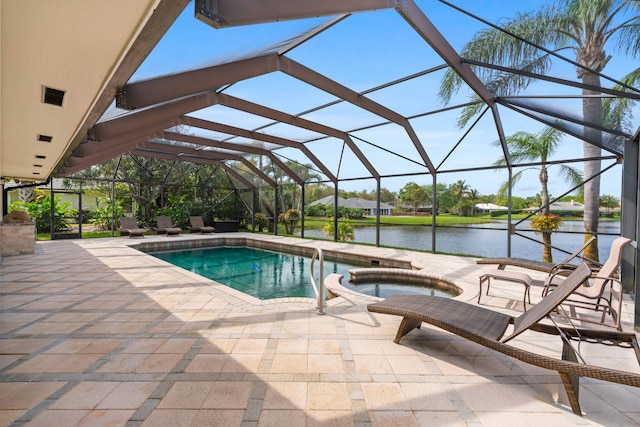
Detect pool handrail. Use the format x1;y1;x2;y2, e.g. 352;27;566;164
310;247;325;315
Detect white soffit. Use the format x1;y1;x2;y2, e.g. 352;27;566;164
1;0;161;182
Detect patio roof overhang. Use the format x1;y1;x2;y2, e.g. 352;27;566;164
0;0;188;183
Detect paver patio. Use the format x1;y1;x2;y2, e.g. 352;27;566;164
1;233;639;426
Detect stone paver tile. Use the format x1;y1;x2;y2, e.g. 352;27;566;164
308;383;351;411
121;338;167;353
361;383;411;411
258;409;306;427
147;321;183;334
221;353;262;373
387;355;430;375
400;383;456;411
95;382;159;410
432;355;508;377
271;354;307;374
349;339;384;355
184;354;227;373
7;353;102;374
451;383;552;414
202;381;253;409
473;410;566;427
308;339;341;355
307;410;354;427
200;338;237;353
77;409;136;426
27;409;89;427
0;338;54;354
308;354;344;374
157;382;213;409
243;321;273;334
82;322;148;334
414;410;467;426
0;354;23;370
276;338;309;354
142;409;199;426
0;382;64;409
156;338;197;354
232;338;268;354
0;410;24;426
262;382;307;410
96;353;148;373
368;410;419;427
14;322;85;335
352;354;393;375
51;382;119;409
135;353;183;373
192;409;245;426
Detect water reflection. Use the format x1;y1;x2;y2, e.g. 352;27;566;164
302;221;620;262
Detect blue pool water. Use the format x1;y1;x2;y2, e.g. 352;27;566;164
150;246;455;300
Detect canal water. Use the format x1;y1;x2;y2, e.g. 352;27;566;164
301;220;620;262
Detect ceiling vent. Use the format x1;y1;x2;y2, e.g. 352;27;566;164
33;164;43;168
42;86;65;106
38;134;53;142
35;155;46;159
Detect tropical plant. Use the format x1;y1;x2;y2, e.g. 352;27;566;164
278;209;300;234
255;212;268;232
599;194;619;214
531;214;564;262
439;0;640;262
323;217;355;241
11;194;76;232
495;126;583;261
89;200;125;231
450;180;471;216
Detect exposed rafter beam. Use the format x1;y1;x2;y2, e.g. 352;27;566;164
118;53;281;109
130;148;255;189
466;59;640;101
159;131;281;186
279;56;435;174
91;91;218;141
213;94;380;180
181;116;336;183
195;0;396;28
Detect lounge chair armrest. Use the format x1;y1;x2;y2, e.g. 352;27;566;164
549;263;578;275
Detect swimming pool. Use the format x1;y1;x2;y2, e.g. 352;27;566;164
150;246;455;300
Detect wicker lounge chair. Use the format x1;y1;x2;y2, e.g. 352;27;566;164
368;262;640;416
119;217;148;238
188;216;215;233
154;216;182;236
543;236;633;331
476;236;596;273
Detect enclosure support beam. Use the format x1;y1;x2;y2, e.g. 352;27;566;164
621;131;639;330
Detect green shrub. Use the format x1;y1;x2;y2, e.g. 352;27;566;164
89;201;124;230
10;195;76;232
323;217;355;241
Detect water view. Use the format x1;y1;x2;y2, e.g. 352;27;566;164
302;220;620;262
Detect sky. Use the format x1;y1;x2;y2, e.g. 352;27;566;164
126;0;638;200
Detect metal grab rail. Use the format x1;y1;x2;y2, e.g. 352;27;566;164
310;247;325;315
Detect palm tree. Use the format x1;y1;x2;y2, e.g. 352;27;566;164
450;180;470;216
495;126;583;262
468;188;480;215
439;0;640;262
